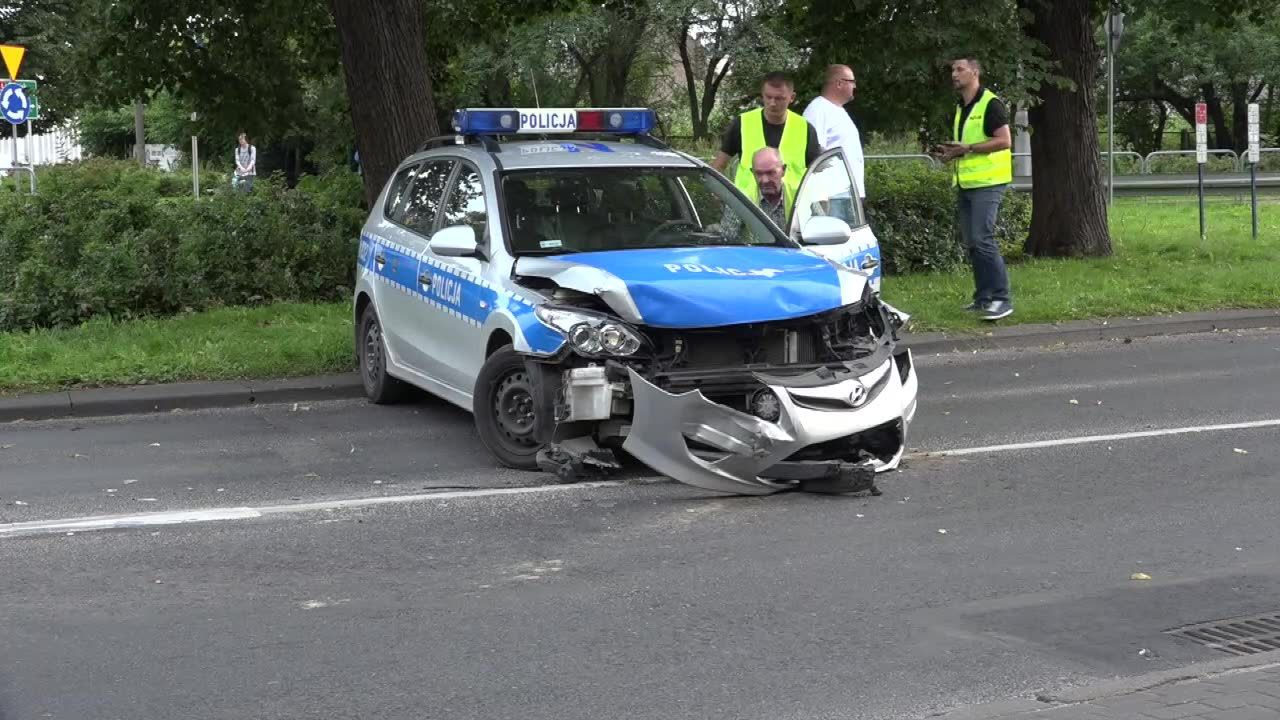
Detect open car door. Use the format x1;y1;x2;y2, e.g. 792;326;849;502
787;147;882;293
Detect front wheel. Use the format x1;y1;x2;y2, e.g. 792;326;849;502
473;345;543;470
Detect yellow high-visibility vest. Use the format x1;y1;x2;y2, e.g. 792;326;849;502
734;108;808;217
953;89;1013;189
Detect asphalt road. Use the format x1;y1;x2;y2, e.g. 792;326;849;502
2;329;1280;720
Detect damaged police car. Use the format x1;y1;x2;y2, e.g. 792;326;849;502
353;108;918;495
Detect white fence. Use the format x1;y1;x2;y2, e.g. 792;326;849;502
0;128;84;168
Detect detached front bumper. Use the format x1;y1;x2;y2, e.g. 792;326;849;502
620;349;918;495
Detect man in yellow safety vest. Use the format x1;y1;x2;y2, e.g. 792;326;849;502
934;56;1015;321
711;71;822;221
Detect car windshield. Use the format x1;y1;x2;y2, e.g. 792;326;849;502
500;167;787;255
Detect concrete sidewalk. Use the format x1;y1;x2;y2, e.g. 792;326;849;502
933;653;1280;720
2;308;1277;423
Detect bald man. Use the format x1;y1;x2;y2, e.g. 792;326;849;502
749;146;791;227
803;64;865;198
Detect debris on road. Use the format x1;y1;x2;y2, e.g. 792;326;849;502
1130;572;1152;581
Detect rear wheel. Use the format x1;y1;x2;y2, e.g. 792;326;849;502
473;345;542;470
358;305;408;404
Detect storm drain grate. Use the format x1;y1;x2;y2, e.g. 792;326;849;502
1166;612;1280;656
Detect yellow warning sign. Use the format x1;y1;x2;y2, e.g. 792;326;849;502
0;45;26;80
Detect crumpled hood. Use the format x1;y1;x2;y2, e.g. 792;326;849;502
514;246;868;328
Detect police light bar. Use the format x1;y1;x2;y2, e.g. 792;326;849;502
452;108;656;136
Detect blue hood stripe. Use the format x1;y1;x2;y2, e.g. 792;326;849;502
545;247;847;328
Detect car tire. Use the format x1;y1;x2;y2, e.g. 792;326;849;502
358;305;408;404
473;345;543;471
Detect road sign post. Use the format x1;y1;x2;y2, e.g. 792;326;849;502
1195;102;1207;240
9;122;15;191
3;82;30;192
1106;9;1125;208
191;112;200;198
1247;103;1260;240
0;45;28;193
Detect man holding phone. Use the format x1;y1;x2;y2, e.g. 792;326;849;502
933;57;1014;321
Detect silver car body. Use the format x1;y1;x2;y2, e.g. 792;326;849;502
353;126;918;495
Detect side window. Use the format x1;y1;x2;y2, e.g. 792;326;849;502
400;160;455;237
439;165;488;245
383;163;421;223
792;151;864;237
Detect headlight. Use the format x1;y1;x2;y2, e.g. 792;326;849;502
535;306;645;357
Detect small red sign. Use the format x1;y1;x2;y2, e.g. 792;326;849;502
1195;103;1207;125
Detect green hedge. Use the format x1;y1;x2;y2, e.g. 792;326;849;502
1;157;1031;333
865;161;1030;275
0;160;364;332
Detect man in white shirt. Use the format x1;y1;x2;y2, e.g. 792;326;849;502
803;64;865;198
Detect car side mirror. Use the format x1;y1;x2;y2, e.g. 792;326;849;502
429;225;479;257
799;215;852;245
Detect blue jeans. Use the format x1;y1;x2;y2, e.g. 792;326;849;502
956;184;1010;304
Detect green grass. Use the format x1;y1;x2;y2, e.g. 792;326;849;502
1;197;1276;394
889;197;1280;332
0;303;354;395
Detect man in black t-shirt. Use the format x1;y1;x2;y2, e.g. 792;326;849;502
710;72;822;202
933;56;1015;321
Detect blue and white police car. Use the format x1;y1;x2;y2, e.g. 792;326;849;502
353;107;918;495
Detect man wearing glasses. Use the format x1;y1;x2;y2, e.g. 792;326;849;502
803;64;865;200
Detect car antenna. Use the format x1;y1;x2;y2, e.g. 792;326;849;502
530;70;541;108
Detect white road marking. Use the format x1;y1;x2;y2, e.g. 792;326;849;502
0;483;625;538
915;418;1280;457
0;508;262;536
2;419;1276;538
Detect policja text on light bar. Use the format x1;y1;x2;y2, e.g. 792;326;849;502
452;108;657;135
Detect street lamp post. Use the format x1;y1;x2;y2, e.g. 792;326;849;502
1106;7;1125;208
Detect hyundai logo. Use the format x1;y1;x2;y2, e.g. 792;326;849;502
847;381;868;407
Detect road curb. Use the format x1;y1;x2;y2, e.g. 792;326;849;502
2;309;1278;423
928;651;1280;719
903;308;1280;356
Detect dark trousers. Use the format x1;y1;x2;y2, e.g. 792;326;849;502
956;184;1010;304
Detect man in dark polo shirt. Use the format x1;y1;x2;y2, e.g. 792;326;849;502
935;56;1014;321
711;72;823;203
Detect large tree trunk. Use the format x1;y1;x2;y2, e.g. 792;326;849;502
1021;0;1111;257
1203;83;1233;151
1229;82;1250;155
329;0;440;208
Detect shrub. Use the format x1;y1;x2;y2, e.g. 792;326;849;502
864;160;1030;275
0;160;363;332
0;155;1033;332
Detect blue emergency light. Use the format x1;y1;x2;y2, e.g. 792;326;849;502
452;108;657;136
